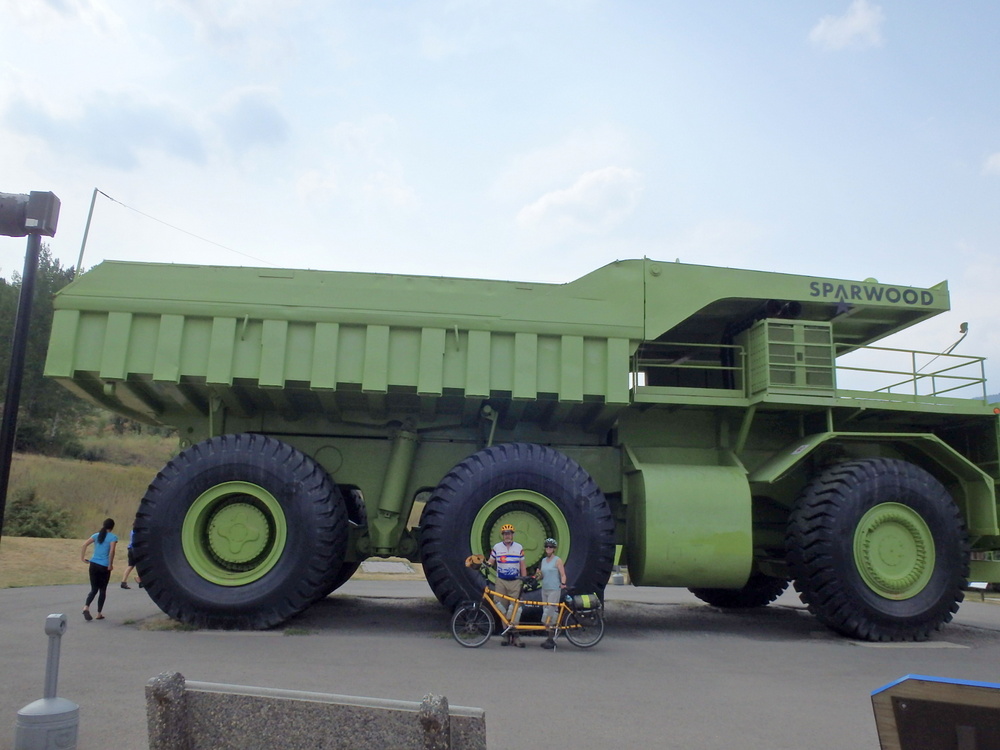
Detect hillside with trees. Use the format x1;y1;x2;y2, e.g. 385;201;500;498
0;245;93;456
0;249;176;538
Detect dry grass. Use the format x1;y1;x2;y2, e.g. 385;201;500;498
0;537;90;588
0;537;424;589
1;438;429;592
1;432;429;589
8;452;158;538
78;432;177;470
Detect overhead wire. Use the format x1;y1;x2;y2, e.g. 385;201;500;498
87;189;277;269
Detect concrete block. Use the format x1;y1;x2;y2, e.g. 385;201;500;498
145;673;486;750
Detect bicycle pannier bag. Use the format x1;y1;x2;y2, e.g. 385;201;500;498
567;593;601;611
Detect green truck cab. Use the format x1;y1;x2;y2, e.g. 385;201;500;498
45;257;1000;640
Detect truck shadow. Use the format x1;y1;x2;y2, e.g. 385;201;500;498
285;594;1000;646
290;595;449;636
280;595;994;645
608;600;1000;647
608;600;827;642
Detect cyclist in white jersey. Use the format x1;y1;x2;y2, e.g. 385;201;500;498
487;523;526;647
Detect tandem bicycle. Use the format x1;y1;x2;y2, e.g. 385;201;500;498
449;555;605;649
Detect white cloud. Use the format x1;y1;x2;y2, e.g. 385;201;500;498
362;170;418;210
983;153;1000;176
212;87;289;154
294;115;418;213
516;166;643;242
415;0;598;61
958;266;1000;389
670;219;770;269
0;0;121;32
867;242;1000;393
155;0;303;66
4;89;206;169
418;17;491;61
809;0;884;51
295;169;338;205
492;125;635;203
160;0;291;36
330;116;399;161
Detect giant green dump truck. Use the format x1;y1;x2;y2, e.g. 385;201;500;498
45;258;1000;640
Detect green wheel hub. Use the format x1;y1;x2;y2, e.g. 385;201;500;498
853;502;935;600
182;481;287;586
470;489;571;572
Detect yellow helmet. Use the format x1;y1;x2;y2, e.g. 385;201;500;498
500;524;515;533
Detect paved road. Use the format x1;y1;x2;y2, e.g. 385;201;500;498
3;581;1000;749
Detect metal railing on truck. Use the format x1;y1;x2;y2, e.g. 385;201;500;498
630;341;745;396
631;340;989;404
835;344;988;403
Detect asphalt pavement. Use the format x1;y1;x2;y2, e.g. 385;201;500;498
3;579;1000;749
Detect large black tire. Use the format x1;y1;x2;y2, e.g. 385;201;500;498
316;489;368;599
134;434;348;630
689;573;789;609
786;458;969;642
419;443;615;611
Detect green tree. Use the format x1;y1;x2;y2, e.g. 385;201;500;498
4;488;72;538
0;246;94;455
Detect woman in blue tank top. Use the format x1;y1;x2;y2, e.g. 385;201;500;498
81;518;118;621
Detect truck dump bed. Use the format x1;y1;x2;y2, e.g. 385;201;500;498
44;258;960;430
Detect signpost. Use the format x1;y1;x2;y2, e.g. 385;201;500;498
0;191;60;543
872;674;1000;750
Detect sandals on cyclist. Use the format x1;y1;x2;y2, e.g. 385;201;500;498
512;639;525;648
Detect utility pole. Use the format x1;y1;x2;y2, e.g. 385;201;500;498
0;191;61;545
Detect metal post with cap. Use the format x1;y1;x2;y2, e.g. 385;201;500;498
14;614;79;750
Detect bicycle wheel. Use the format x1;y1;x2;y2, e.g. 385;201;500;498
450;604;494;648
563;609;605;648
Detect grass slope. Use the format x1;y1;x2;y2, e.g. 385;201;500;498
0;537;424;589
7;434;177;538
1;434;425;590
0;537;91;588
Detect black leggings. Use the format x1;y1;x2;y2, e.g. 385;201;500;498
86;562;111;612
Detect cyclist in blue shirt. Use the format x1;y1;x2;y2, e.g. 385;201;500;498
120;523;142;589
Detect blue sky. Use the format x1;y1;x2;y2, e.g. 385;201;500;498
2;1;999;384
